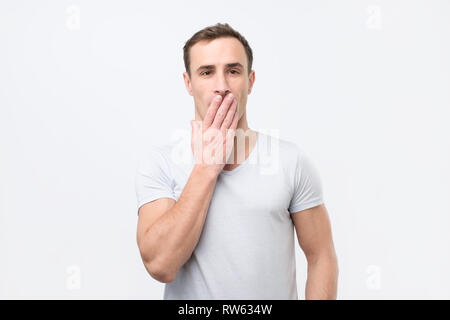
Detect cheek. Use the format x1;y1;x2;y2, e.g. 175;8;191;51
240;94;249;111
191;86;206;103
193;86;211;105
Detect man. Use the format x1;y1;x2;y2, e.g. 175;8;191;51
135;23;338;299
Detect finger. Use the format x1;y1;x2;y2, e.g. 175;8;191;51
224;108;239;144
191;120;200;135
220;98;237;130
211;93;234;129
190;121;202;162
203;95;223;128
226;123;236;142
225;115;238;160
230;106;239;130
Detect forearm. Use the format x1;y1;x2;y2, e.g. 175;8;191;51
305;253;339;300
142;164;218;279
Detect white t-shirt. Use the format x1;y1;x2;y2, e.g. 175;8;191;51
135;130;324;299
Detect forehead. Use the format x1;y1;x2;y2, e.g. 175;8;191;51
189;37;247;70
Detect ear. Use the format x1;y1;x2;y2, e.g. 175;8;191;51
183;72;193;96
247;70;255;95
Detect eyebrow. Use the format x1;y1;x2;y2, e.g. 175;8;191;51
196;62;244;73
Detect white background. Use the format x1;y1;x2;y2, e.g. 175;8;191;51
1;0;449;299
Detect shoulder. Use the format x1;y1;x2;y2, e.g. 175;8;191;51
136;142;175;177
137;131;193;178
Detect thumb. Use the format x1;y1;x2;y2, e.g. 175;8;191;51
192;120;202;132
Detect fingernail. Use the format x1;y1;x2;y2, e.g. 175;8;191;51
215;95;222;101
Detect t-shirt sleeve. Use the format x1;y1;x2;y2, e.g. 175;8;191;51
288;148;324;214
135;146;176;214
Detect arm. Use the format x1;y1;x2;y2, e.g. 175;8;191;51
136;165;218;283
291;203;338;299
136;92;239;283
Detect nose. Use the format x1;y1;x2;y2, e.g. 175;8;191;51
213;72;231;99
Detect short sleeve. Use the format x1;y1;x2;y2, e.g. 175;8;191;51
288;149;324;214
135;146;176;214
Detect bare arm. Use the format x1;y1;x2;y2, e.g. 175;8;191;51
136;92;239;283
291;204;339;299
137;165;218;283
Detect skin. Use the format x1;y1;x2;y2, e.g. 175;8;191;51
291;204;339;299
183;36;258;171
137;36;338;299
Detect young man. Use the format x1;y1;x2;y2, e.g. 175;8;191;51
135;23;338;299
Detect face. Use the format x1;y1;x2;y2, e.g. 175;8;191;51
183;37;255;122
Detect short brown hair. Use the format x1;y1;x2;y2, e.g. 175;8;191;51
183;23;253;76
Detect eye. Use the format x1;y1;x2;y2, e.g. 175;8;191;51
201;71;211;76
230;69;240;74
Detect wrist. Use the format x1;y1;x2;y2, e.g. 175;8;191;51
192;164;220;180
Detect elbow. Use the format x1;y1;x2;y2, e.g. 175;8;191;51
143;258;177;284
137;236;176;283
